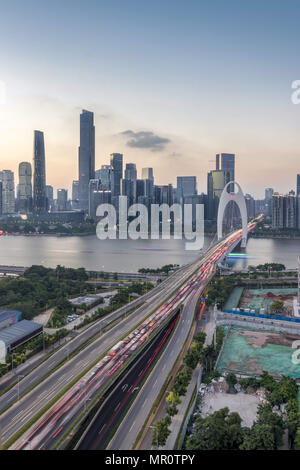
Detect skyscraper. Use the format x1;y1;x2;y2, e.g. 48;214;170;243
142;168;154;182
265;188;274;201
110;153;123;197
176;176;197;204
78;110;95;211
95;165;112;190
297;175;300;196
57;189;68;211
216;153;235;190
0;170;15;214
18;162;32;212
46;185;54;210
207;169;230;220
33;130;47;213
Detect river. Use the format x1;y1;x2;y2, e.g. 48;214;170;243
0;234;299;272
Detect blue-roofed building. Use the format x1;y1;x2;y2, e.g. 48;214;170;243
0;320;43;356
0;309;22;331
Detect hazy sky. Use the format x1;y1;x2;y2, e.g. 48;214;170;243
0;0;300;197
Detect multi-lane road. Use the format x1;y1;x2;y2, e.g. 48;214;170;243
1;238;220;447
4;218;260;449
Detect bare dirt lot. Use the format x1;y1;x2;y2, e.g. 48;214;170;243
201;391;261;427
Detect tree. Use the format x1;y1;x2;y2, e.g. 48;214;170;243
240;423;276;450
152;416;171;447
294;428;300;450
166;391;181;417
185;407;244;450
270;300;284;315
226;373;237;389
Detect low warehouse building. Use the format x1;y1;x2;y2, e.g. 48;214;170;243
0;320;43;356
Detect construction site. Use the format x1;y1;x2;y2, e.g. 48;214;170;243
225;287;298;316
216;326;300;382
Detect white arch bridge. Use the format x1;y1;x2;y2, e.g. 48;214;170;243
217;181;248;248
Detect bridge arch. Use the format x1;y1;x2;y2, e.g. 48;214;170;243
217;181;248;247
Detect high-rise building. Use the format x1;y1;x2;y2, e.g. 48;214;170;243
297;175;300;196
78;110;95;211
0;170;15;214
136;179;145;200
110;153;123;197
271;193;297;229
245;193;255;220
57;189;68;211
285;192;297;228
124;163;137;203
121;179;135;206
95;165;112;190
17;162;32;212
265;188;274;201
216;153;235;188
142;167;154;182
176;176;197;204
33;130;47;213
0;182;2;215
207;170;230;221
46;185;54;210
88;179;111;219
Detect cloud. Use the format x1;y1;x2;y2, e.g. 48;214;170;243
120;130;170;152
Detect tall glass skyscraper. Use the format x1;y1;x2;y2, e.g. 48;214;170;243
18;162;32;212
297;174;300;196
216;153;235;190
33;130;47;213
176;176;197;203
78;110;95;211
110;153;123;197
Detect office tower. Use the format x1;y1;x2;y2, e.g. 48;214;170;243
46;185;54;210
95;165;112;190
157;184;174;205
0;170;15;214
216;153;235;187
143;178;154;200
72;180;79;201
124;163;137;203
264;188;274;217
142;168;154;182
176;176;197;204
33;130;47;213
297;175;300;196
18;162;32;212
88;179;111;219
121;179;135;206
110;153;123;197
245;194;255;220
207;170;230;221
153;185;162;204
136;179;145;200
125;163;137;181
0;182;2;215
78;110;95;211
57;189;68;211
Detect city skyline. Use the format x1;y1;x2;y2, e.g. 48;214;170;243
1;1;300;197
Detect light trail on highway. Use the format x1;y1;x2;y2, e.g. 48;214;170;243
13;219;260;450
